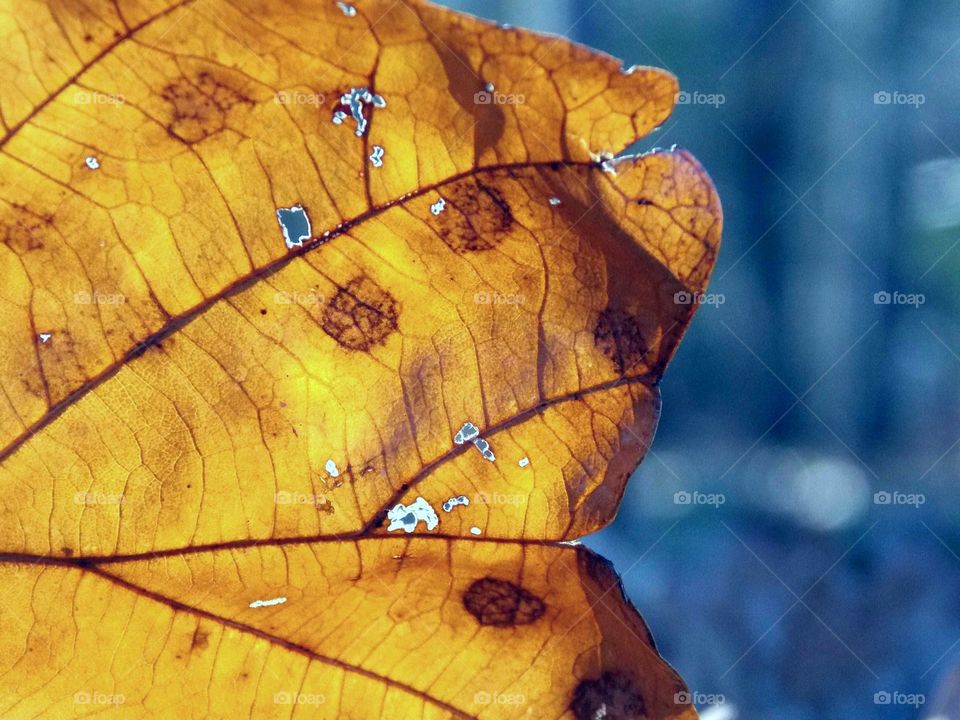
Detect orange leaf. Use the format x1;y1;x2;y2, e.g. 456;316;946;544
0;0;720;717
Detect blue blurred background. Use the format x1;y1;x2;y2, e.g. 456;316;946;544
435;2;960;718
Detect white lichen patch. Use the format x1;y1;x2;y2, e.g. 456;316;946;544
454;422;480;445
325;458;340;478
430;197;446;216
442;495;470;512
84;156;100;170
386;496;439;533
369;145;384;167
276;204;312;249
454;422;495;461
334;87;386;137
589;149;618;175
473;437;495;462
249;596;287;608
518;457;530;468
336;1;357;16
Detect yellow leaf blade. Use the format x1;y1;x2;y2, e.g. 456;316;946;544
0;541;695;719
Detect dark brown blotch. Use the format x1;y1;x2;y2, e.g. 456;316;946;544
2;204;52;254
570;672;647;720
594;307;649;374
162;71;252;144
437;178;513;253
321;275;399;351
462;577;546;627
190;627;210;652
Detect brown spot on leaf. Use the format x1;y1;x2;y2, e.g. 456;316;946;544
162;71;251;144
2;204;51;254
321;276;399;351
462;577;545;627
570;672;647;720
190;627;209;652
437;178;513;253
594;307;649;374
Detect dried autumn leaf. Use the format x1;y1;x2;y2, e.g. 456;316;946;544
0;0;720;718
3;542;697;719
